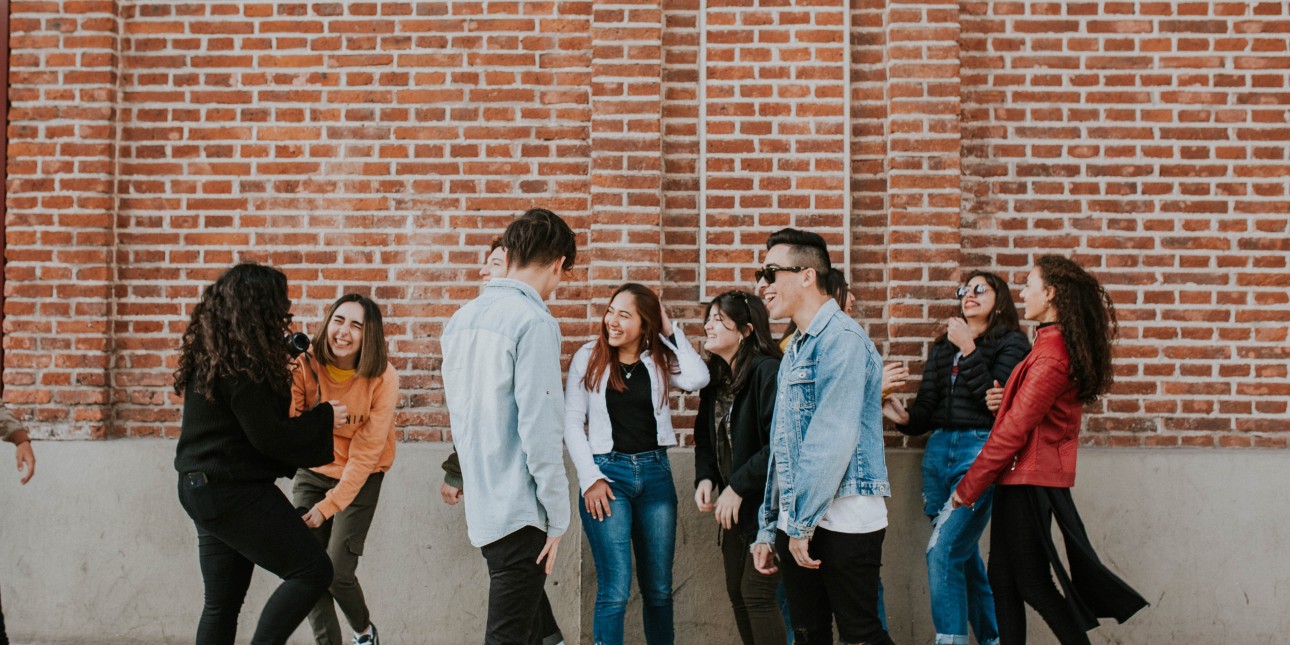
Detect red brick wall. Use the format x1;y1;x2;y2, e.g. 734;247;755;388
5;0;1288;446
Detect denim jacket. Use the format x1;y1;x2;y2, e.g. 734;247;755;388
441;278;571;548
756;299;890;544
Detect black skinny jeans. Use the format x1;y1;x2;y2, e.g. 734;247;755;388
178;476;334;645
989;485;1090;645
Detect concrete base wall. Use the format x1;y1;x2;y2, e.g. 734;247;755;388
0;441;1284;643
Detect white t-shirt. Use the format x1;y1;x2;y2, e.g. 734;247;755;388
777;493;888;535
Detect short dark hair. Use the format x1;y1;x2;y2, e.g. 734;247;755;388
766;228;831;294
502;208;576;271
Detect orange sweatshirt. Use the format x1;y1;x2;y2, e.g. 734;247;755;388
291;354;400;519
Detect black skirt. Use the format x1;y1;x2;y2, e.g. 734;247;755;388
1014;484;1149;630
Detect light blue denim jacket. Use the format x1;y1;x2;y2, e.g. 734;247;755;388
441;278;571;548
756;299;890;544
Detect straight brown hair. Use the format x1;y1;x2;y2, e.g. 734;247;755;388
311;293;389;379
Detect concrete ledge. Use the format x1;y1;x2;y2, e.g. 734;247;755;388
1;441;1285;643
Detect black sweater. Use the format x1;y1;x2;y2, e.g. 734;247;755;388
898;328;1031;436
174;374;335;482
693;354;780;542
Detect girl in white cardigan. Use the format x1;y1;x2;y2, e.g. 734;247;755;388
564;283;709;645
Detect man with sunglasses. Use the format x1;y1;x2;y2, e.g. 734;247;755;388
751;228;895;645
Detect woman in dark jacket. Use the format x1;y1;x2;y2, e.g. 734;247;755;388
693;290;786;645
953;256;1147;644
173;263;346;645
883;270;1030;645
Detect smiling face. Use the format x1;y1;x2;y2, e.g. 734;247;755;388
603;291;644;354
960;274;997;323
757;244;811;321
1020;267;1056;322
703;304;745;362
479;246;507;282
326;301;366;370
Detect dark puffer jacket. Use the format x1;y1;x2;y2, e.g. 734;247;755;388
897;327;1031;435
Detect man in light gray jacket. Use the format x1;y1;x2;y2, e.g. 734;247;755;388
2;406;36;645
441;208;576;645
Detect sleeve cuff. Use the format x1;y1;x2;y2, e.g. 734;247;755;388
443;472;463;489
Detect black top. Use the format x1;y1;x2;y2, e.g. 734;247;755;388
606;361;659;454
174;373;336;482
898;328;1032;436
693;354;780;542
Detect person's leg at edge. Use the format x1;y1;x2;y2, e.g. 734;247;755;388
528;590;564;645
1003;487;1090;645
327;474;385;638
632;456;677;645
963;488;999;645
481;526;549;645
293;470;343;645
0;589;8;645
814;527;894;645
722;528;758;645
775;530;833;644
580;457;636;645
738;538;787;645
987;486;1026;645
194;527;256;645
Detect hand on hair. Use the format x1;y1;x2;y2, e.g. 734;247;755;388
660;307;674;337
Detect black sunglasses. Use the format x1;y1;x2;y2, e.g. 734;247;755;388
956;284;991;299
754;266;809;285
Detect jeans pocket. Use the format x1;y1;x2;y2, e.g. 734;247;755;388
179;477;221;522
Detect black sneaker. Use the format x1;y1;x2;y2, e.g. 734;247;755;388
353;624;379;645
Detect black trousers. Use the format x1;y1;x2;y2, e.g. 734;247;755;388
0;588;8;645
776;528;894;645
480;526;552;645
989;485;1089;645
178;476;334;645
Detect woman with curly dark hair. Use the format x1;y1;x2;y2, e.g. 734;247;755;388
953;256;1147;645
173;263;347;645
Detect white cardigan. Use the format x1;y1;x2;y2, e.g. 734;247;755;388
563;326;711;493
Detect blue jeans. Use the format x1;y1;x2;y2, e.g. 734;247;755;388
922;430;999;645
580;450;677;645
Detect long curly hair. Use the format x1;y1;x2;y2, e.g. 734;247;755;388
1036;255;1118;404
173;263;295;401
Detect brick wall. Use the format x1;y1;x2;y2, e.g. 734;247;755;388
5;0;1288;446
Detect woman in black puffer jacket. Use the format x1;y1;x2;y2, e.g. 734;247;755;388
884;270;1030;645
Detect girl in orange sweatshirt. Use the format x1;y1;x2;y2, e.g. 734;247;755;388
291;294;399;645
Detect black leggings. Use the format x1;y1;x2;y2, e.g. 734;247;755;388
989;485;1089;645
179;477;334;645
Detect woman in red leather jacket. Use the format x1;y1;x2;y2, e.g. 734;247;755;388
952;256;1146;645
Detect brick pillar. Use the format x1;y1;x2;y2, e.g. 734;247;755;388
884;1;963;379
5;0;120;438
588;1;666;294
700;0;852;297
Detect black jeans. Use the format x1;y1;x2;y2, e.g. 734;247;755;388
722;528;786;645
480;526;551;645
178;476;334;645
776;528;894;645
989;485;1090;645
0;588;8;645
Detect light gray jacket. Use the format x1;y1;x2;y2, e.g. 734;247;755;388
441;278;571;548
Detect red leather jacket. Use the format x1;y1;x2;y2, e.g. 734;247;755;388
956;325;1082;505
